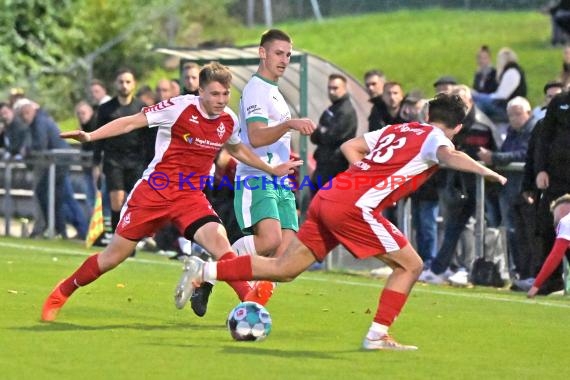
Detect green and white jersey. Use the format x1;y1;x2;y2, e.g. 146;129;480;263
236;74;292;179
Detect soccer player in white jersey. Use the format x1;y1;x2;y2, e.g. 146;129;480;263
177;94;507;350
220;29;315;304
40;62;301;322
528;194;570;298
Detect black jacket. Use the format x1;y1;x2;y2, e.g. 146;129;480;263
367;96;387;132
93;97;152;167
4;116;30;156
522;119;543;194
495;62;527;108
535;91;570;193
311;94;357;182
473;67;498;94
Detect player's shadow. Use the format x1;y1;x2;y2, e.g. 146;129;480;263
220;345;343;359
10;321;225;333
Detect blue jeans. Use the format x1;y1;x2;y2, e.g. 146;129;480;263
83;170;96;212
411;199;439;264
499;175;523;273
34;169;67;237
62;176;88;239
431;194;476;275
472;93;508;123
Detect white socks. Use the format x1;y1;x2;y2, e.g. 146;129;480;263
203;262;217;282
366;322;389;340
231;235;257;256
178;237;193;255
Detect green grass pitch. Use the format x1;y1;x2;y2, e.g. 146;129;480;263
1;237;568;380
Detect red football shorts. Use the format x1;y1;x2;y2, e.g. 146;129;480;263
297;194;408;262
115;180;219;240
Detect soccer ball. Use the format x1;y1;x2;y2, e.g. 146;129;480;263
227;301;272;341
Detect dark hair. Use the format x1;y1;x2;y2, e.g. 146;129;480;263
136;85;154;98
480;45;491;54
0;102;9;110
328;73;347;83
199;62;232;89
115;67;136;79
364;69;385;80
427;93;467;128
543;80;564;94
260;29;292;46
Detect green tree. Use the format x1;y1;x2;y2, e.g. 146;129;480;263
0;0;238;119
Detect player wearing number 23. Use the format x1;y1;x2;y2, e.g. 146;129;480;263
190;94;507;350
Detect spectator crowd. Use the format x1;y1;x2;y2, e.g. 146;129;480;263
1;41;569;297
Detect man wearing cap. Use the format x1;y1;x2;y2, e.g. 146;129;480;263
433;76;458;94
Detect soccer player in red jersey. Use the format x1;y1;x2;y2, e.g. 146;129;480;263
41;62;301;322
527;194;570;298
179;93;507;350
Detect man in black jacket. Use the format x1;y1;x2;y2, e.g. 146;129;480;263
363;69;387;132
310;73;357;196
533;90;570;293
94;68;153;234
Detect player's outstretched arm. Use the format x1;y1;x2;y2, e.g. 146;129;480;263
436;145;507;185
60;112;148;142
340;136;370;164
528;238;570;298
248;118;316;148
225;142;302;177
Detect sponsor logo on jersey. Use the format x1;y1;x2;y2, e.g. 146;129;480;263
183;133;194;144
189;115;199;124
217;122;226;139
246;104;262;115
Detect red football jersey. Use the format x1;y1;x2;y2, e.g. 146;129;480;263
319;122;452;212
141;95;239;192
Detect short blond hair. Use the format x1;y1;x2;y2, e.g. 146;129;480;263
550;194;570;212
199;62;232;89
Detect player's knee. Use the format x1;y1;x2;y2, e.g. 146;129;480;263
409;259;423;279
256;234;282;256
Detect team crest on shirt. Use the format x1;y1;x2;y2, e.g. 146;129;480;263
183;133;194;144
217;123;226;139
121;212;131;227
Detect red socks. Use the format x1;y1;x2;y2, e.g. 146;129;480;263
59;254;102;297
218;252;253;281
374;288;408;327
218;252;253;300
